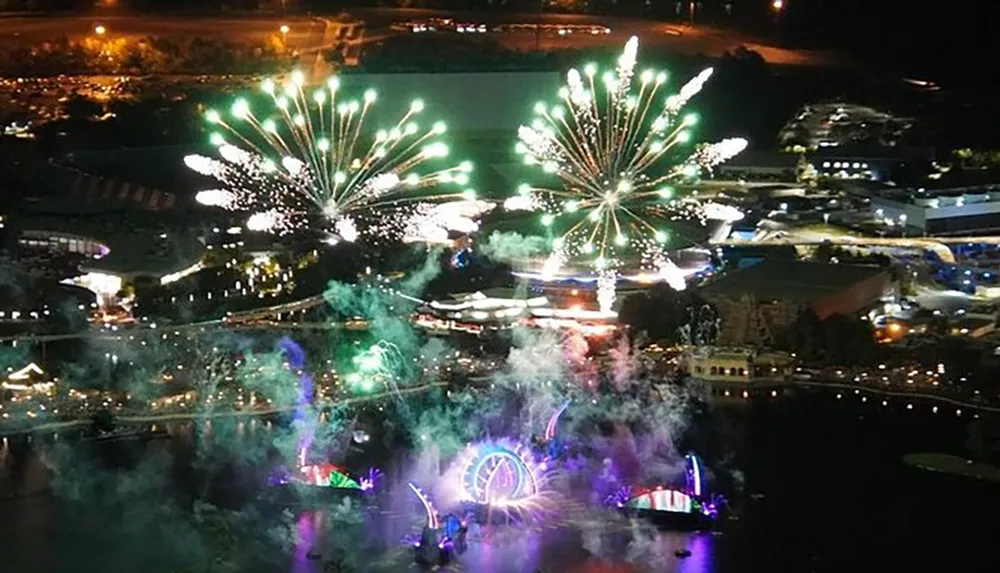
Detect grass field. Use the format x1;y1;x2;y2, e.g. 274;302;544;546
903;452;1000;483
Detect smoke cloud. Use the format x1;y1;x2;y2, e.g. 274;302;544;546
478;231;547;263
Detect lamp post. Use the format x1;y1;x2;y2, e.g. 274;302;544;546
279;25;290;52
771;0;785;35
535;0;543;51
93;25;108;59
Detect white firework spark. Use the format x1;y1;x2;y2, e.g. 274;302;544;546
513;36;747;290
597;269;617;314
184;70;479;243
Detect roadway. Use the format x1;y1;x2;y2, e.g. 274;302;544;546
716;229;963;264
0;15;330;46
730;231;1000;265
0;9;836;67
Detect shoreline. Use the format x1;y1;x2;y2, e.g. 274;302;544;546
903;453;1000;483
703;376;1000;413
0;382;445;438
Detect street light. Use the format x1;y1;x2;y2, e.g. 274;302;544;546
535;0;542;51
279;25;290;51
94;25;106;36
771;0;785;33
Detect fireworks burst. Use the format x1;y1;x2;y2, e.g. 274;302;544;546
184;70;482;243
449;440;557;522
345;340;406;395
512;36;747;302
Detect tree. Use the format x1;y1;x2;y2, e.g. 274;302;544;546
775;310;877;366
813;240;835;263
64;95;103;119
618;285;717;345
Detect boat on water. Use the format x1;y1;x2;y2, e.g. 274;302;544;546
620;487;719;529
265;461;379;506
79;411;169;443
612;454;723;530
83;426;170;443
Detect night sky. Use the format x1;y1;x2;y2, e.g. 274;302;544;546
779;0;996;81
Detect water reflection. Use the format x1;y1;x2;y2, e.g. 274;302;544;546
293;512;319;573
284;502;715;573
0;393;965;573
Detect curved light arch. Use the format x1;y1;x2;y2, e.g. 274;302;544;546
544;400;571;442
463;444;538;505
685;453;703;498
408;482;439;529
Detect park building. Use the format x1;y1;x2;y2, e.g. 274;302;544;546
688;347;753;381
857;182;1000;235
415;288;550;335
713;147;924;184
809;146;929;181
713;151;798;181
0;280;95;337
699;259;894;347
11;217;202;310
415;288;617;337
814;157;878;180
686;347;795;384
778;103;913;150
1;362;56;402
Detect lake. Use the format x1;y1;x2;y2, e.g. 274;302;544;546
0;390;996;573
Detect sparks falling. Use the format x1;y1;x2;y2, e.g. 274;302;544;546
513;36;747;290
184;70;480;243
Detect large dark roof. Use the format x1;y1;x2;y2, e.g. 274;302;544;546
700;259;887;304
721;150;798;169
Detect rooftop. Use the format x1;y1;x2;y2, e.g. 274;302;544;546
433;287;539;306
718;150;798;169
692;346;755;360
701;259;887;304
14;215;204;278
809;145;932;161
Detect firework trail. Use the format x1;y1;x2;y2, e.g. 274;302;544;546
513;36;747;308
185;70;486;244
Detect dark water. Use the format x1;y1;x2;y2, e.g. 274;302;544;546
0;392;997;573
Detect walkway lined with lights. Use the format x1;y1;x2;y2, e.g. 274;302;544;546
0;382;446;436
796;379;1000;413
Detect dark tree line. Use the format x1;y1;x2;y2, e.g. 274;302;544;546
617;283;718;345
773;310;879;367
